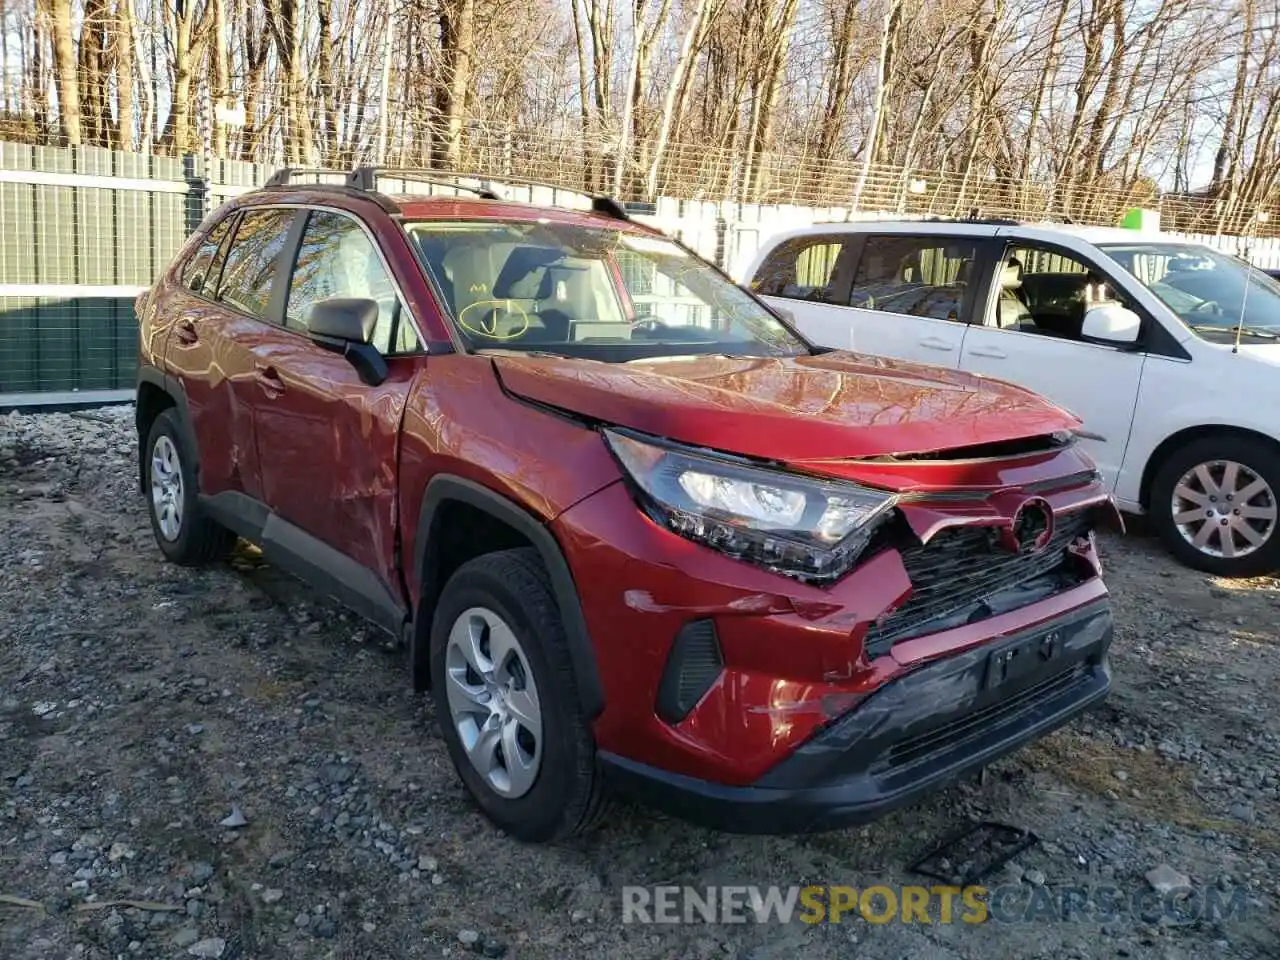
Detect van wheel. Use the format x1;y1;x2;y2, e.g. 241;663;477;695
429;548;607;842
1150;436;1280;577
144;409;235;565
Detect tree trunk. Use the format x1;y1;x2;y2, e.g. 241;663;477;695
211;0;229;157
113;0;136;150
48;0;80;144
613;0;648;195
817;0;859;161
646;0;715;198
852;0;901;210
1213;0;1254;190
434;0;476;168
1020;0;1068;197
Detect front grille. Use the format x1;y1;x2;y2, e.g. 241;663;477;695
864;509;1093;657
884;662;1089;768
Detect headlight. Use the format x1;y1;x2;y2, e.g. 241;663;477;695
603;428;898;584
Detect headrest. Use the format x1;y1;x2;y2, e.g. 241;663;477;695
1000;258;1024;290
494;246;564;298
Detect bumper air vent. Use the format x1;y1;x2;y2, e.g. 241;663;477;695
655;619;724;724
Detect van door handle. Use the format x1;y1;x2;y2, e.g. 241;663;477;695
919;336;953;351
968;346;1008;359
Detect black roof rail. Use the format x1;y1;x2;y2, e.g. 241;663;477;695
346;166;503;200
264;167;350;188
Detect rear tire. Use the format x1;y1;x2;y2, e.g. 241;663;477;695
1149;436;1280;577
429;548;607;842
144;408;235;565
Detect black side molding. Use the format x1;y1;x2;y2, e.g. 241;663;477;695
412;475;605;719
201;491;409;639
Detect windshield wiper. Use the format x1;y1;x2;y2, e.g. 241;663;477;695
1188;323;1280;341
474;348;569;359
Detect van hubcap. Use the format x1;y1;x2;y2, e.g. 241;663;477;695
150;436;184;542
1172;459;1277;560
444;607;542;799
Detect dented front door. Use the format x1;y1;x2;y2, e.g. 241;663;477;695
251;330;414;601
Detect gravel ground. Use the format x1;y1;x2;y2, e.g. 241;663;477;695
1;405;1278;960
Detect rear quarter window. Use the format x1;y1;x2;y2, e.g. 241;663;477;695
181;215;235;295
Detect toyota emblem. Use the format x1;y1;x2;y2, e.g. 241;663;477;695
1000;499;1055;554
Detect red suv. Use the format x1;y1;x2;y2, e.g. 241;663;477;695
134;169;1119;842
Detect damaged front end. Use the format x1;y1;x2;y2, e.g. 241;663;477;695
559;424;1120;792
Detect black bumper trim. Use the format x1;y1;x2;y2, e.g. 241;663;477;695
600;598;1112;834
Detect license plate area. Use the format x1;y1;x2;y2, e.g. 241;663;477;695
982;624;1065;691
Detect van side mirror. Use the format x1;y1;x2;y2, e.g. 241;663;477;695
307;297;388;386
1082;303;1141;344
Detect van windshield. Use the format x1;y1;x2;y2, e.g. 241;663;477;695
404;220;810;361
1100;242;1280;342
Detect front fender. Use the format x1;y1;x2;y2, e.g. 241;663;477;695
409;475;605;719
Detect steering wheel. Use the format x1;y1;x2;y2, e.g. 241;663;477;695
457;300;530;340
1192;299;1223;317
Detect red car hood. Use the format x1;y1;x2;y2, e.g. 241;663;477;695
491;351;1081;461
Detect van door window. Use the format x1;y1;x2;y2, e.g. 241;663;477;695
848;236;976;322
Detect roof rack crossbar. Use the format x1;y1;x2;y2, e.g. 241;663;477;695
346;166;503;200
432;170;631;221
368;167;631;221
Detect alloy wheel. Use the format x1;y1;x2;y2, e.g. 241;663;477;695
150;435;185;542
443;606;543;799
1171;459;1278;560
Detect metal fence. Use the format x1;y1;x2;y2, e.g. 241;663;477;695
1;142;1278;408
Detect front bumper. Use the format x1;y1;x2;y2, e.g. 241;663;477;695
599;597;1112;834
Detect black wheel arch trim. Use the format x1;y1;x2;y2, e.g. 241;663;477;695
412;475;605;719
135;367;198;495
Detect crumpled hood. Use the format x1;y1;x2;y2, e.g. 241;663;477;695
492;351;1082;461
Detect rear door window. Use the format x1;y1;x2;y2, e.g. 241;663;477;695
749;235;855;304
848;236;978;322
215;209;298;320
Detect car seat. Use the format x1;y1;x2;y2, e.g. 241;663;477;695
997;257;1034;329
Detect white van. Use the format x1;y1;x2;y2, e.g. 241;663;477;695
743;219;1280;577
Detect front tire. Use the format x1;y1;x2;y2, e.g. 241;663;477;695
143;409;235;565
429;548;606;842
1149;436;1280;577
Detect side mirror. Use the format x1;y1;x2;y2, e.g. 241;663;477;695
308;297;378;344
1082;303;1141;344
306;297;388;386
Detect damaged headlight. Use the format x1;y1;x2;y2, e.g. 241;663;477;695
604;428;898;584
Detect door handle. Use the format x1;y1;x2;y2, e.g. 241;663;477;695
175;320;198;345
918;336;953;351
968;346;1008;359
254;366;285;396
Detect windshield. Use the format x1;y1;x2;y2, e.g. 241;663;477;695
1100;242;1280;342
403;220;810;360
